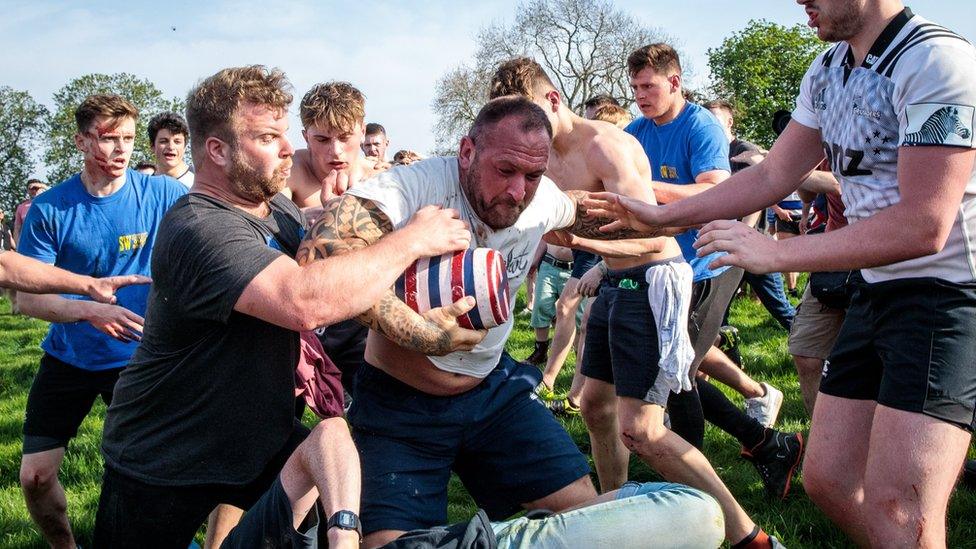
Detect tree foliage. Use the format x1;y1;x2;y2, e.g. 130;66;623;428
431;0;671;154
43;73;184;184
0;87;48;214
707;20;825;148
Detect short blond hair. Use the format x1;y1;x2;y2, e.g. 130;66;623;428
186;65;292;154
75;94;139;134
300;82;365;132
591;104;632;128
627;43;682;77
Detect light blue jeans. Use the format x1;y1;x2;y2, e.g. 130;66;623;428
492;482;724;548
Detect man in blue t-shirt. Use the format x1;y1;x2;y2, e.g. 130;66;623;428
16;93;186;547
624;45;801;547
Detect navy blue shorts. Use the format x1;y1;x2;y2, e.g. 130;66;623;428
571;249;602;279
347;354;590;534
580;261;669;405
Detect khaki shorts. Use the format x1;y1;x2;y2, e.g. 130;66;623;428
788;285;846;359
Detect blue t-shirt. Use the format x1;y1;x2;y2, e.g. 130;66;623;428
17;169;187;371
626;103;732;282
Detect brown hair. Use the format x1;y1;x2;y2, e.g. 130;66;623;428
488;57;557;100
75;94;139;134
185;65;292;155
591;104;632;127
703;99;735;117
627;43;682;77
300;82;365;132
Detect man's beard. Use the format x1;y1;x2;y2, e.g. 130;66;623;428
819;2;865;42
460;155;525;231
228;149;291;203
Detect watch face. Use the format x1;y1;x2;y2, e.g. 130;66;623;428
338;512;357;529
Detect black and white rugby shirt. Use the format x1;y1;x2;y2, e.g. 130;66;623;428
792;8;976;283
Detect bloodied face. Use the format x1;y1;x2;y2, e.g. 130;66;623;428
76;116;137;180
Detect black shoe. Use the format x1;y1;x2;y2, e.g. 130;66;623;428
526;340;550;365
718;325;743;368
742;431;804;500
964;459;976;489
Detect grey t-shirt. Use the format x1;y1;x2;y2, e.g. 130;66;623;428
101;192;307;486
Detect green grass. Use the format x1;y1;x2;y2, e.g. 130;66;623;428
1;291;975;547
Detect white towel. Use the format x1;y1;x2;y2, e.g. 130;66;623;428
645;261;695;394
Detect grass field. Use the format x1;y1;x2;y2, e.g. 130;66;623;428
1;290;974;548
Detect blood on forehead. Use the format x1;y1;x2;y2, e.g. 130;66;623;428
91;116;136;137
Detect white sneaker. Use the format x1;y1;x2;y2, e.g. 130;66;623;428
745;382;783;428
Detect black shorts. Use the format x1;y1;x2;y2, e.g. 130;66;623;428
222;478;317;549
821;276;976;431
571;249;602;279
775;213;802;235
94;421;309;547
688;268;744;375
581;261;669;405
23;353;124;454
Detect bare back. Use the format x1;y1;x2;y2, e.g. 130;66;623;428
548;118;682;269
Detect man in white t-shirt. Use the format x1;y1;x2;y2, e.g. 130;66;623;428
585;1;976;545
296;96;680;548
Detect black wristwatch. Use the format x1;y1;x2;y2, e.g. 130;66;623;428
327;510;362;540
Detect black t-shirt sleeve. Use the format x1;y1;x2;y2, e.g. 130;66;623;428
164;211;284;324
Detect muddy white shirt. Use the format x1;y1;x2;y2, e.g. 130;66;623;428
792;8;976;283
347;156;577;377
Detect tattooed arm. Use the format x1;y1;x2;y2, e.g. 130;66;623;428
562;190;689;240
293;194;484;356
235;194;471;334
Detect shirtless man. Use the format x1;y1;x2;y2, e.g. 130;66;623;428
283;82;385;210
487;58;781;549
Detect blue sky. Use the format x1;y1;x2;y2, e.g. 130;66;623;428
2;1;973;175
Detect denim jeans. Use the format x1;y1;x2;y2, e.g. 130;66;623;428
735;271;796;331
492;482;724;548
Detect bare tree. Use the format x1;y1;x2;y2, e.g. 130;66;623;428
431;0;673;153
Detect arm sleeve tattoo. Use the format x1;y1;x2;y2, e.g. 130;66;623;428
295;194;459;356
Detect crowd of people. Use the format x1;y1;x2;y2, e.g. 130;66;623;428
1;0;974;547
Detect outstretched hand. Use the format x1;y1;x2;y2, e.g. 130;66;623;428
421;296;488;355
582;192;670;235
694;219;781;274
87;275;152;304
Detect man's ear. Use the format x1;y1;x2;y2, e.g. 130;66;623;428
458;136;475;170
302;129;309;144
206;136;230;167
74;132;87;154
669;74;682;94
545;90;561;111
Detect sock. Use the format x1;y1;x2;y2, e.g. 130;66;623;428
732;526;771;549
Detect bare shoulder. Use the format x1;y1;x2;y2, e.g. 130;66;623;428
584;122;649;177
286;150;321;206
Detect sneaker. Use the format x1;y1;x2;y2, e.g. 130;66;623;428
770;536;786;549
525;340;550;365
745;383;783;428
534;383;558;401
741;431;804;500
718;325;743;367
546;397;581;416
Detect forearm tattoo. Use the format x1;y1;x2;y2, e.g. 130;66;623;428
295;194;393;265
564;190;667;239
357;294;454;355
295;194;456;355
